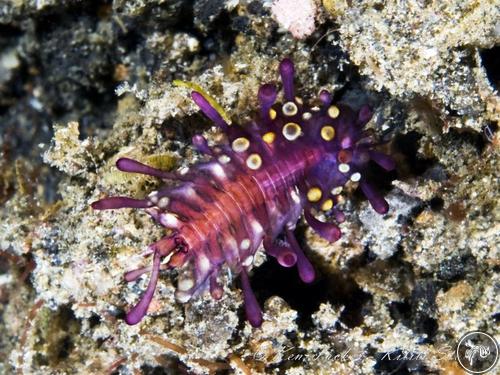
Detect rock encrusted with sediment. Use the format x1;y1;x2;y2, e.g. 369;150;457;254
0;1;498;374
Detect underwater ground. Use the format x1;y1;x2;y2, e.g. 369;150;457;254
0;1;498;374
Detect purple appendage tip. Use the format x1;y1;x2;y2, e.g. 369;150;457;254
263;238;297;268
125;265;152;282
240;268;263;327
258;84;277;120
125;250;162;325
258;84;277;105
192;135;212;155
304;211;341;243
286;229;315;284
279;58;295;101
191;91;229;130
319;90;332;107
360;181;389;214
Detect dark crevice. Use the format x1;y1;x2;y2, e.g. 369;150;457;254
394;131;437;176
34;0;110;35
250;244;371;330
429;197;444;211
310;21;353;89
386;276;441;343
480;45;500;91
445;128;487;154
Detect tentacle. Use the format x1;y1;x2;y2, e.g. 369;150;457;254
304;210;341;242
369;150;396;171
116;157;178;179
360;181;389;214
125;249;162;325
192;135;213;155
258;84;278;122
263;237;297;268
285;229;315;283
240;267;263;327
91;197;152;210
191;91;230;130
319;89;332;108
279;58;295;102
124;237;177;282
125;263;169;282
125;265;152;282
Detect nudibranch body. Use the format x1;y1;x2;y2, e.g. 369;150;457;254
92;59;395;327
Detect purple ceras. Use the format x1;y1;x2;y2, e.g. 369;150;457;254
92;58;395;327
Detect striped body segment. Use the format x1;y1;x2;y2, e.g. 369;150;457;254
92;59;395;327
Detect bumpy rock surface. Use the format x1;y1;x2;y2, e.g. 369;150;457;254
1;1;498;374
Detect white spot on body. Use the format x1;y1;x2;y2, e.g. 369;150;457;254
339;163;350;173
350;172;361;182
157;196;170;209
232;137;250;152
327;105;340;119
290;188;301;204
282;122;301;141
251;220;264;237
148;191;159;204
159;213;180;228
302;112;312;120
198;255;211;275
240;238;251;251
282;101;298;116
218;155;231;164
246;154;262;170
211;163;227;179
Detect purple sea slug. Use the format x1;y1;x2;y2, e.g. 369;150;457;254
92;59;395;327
